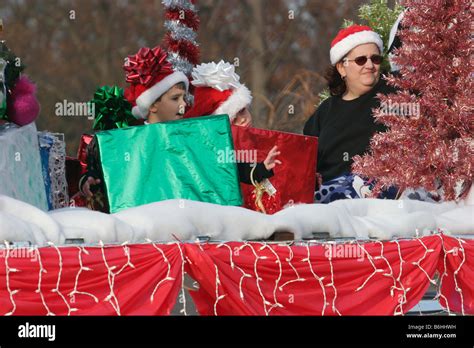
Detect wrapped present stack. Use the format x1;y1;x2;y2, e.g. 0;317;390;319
38;131;69;210
66;85;141;210
65;133;93;202
0;42;45;210
0;123;48;210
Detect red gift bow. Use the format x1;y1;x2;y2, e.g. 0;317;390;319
123;46;173;87
248;189;281;215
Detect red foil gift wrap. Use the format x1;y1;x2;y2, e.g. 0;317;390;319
232;125;318;213
65;134;94;207
248;189;282;215
77;133;93;174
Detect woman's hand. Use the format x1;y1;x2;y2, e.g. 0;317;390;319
263;145;282;171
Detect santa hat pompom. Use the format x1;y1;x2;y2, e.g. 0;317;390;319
184;61;252;120
191;60;241;91
7;75;40;126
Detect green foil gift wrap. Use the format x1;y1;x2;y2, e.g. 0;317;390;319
95;114;243;213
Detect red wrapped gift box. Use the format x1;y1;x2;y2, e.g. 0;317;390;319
65;134;94;207
231;125;318;214
77;133;93;172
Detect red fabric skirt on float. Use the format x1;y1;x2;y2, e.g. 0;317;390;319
0;234;472;316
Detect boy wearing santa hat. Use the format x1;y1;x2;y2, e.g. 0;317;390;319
123;46;189;123
80;46;190;197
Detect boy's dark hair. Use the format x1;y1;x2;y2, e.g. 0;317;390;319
154;82;186;103
324;64;346;97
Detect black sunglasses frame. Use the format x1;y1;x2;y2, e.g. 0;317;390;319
343;54;383;66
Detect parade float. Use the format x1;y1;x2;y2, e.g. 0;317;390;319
0;0;472;316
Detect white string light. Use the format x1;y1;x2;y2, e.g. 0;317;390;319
148;240;175;303
392;239;409;316
355;240;385;292
239;242;272;315
0;237;469;316
217;243;235;270
213;264;226;315
3;241;20;316
412;237;437;286
174;241;187;315
216;242;252;301
234;264;253;301
69;246;99;306
33;246;54;316
260;243;284;313
376;240;406;306
48;242;78;315
302;242;327;316
324;241;341;316
197;240;205;252
434;234;451;315
279;244;305;291
99;241;135;316
452;237;466;316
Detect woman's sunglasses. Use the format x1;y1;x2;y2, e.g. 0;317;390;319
343;54;383;66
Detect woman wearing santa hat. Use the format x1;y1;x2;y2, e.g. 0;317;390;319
185;60;281;185
304;25;398;203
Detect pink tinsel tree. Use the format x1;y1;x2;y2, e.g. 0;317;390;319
352;0;473;201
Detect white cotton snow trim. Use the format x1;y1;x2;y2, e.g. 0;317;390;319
0;195;64;245
330;30;384;65
191;60;241;92
1;193;474;246
213;84;252;121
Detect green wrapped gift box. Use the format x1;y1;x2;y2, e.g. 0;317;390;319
95;114;242;213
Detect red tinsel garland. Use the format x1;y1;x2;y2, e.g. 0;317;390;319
163;34;200;65
164;8;200;31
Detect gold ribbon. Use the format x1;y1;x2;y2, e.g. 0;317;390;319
250;165;267;214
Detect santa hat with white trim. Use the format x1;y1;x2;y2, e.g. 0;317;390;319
123;46;189;119
330;25;384;65
184;60;252;121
